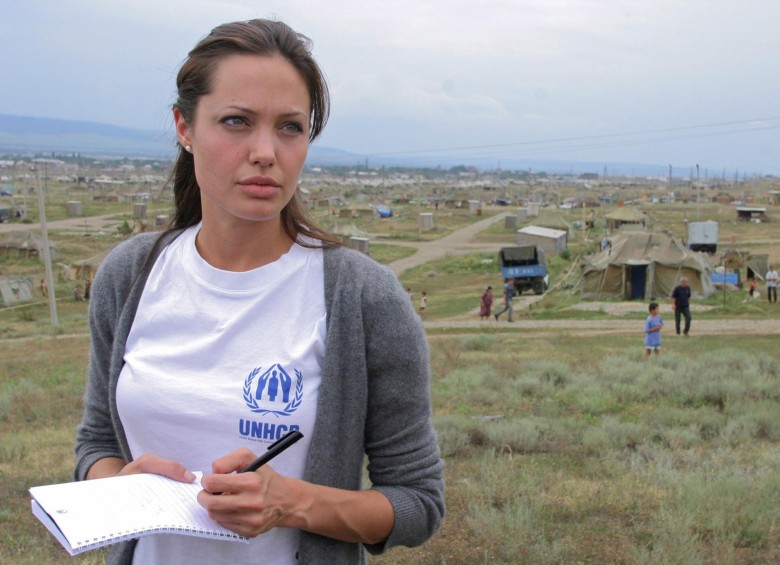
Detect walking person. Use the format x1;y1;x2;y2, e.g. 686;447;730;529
73;19;443;565
479;285;493;320
671;276;692;336
494;278;514;322
766;266;778;303
644;302;663;358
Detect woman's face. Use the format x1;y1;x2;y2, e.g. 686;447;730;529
174;54;311;230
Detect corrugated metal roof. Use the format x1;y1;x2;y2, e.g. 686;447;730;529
517;225;567;239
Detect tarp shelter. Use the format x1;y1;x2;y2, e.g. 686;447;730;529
338;207;374;219
0;275;34;306
331;223;369;239
580;232;714;300
516;225;568;256
0;230;58;260
70;247;114;281
747;254;769;281
605;208;649;232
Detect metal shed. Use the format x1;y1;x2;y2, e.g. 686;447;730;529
516;225;568;256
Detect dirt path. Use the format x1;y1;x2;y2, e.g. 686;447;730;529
385;212;512;276
6;209;777;339
0;212;128;234
423;318;780;335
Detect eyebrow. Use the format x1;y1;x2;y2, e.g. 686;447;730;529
221;105;308;119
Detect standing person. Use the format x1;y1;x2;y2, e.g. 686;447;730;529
671;276;692;336
73;284;86;302
74;19;443;565
644;302;663;358
766;266;778;303
494;278;514;322
419;291;428;318
479;285;493;320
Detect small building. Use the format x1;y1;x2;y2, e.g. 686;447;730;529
735;206;768;222
516;225;568;256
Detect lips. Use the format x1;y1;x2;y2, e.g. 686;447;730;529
238;176;281;188
237;176;282;198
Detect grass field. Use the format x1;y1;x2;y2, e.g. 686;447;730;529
3;195;780;563
3;330;779;564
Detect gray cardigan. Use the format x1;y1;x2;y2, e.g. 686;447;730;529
74;231;444;564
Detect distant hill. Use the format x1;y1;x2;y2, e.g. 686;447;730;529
0;113;174;158
0;113;669;176
0;114;365;164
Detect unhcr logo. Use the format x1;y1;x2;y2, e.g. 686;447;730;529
243;364;303;417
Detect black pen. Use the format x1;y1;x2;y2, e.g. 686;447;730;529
239;430;304;473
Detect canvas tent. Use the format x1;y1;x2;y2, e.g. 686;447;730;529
0;276;34;306
605;208;649;232
580;232;714;300
70;247;114;281
747;254;769;281
0;230;57;260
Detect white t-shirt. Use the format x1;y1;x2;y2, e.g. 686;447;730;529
767;269;778;287
117;225;325;565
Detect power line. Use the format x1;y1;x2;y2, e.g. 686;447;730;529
365;117;780;158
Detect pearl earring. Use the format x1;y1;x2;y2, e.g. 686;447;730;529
184;145;192;153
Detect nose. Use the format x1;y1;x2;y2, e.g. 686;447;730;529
249;129;276;167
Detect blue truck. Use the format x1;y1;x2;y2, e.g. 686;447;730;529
499;246;548;295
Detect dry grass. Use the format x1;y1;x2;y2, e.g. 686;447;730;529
4;187;780;562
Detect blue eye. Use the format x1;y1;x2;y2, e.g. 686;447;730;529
222;116;247;127
282;122;304;134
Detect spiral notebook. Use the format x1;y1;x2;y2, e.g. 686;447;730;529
29;472;247;555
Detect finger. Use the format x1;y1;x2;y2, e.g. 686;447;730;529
211;448;258;475
200;469;267;498
119;454;195;483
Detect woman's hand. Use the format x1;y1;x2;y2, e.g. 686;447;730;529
86;454;195;484
197;448;304;538
197;448;394;543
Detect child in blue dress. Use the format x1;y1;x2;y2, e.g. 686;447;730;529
644;302;663;358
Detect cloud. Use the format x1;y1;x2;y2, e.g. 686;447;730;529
1;0;779;173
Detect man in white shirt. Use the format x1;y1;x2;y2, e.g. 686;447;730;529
766;266;778;303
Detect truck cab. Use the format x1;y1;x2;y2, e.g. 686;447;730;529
499;246;548;295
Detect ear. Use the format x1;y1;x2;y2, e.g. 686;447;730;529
173;107;192;148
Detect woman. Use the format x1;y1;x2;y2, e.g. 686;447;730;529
479;285;493;320
75;19;444;565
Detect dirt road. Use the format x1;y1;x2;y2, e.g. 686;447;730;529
385;212;512;276
5;208;775;338
0;212;127;234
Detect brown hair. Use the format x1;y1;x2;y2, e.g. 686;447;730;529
168;19;339;247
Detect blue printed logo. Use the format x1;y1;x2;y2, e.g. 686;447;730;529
243;364;303;417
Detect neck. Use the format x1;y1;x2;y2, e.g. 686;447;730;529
195;218;294;272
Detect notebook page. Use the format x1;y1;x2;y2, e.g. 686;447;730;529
30;472;245;554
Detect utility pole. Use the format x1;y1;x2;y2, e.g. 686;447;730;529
696;164;700;221
34;166;59;331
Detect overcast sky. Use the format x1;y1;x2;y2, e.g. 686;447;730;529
1;0;778;174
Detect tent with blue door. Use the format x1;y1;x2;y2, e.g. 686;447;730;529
579;232;714;300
